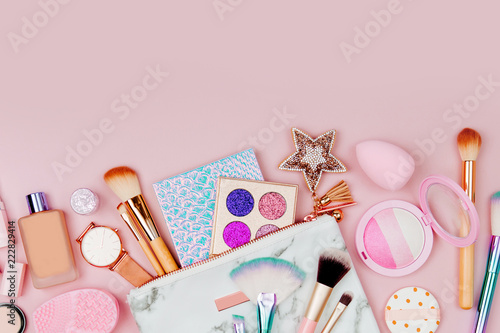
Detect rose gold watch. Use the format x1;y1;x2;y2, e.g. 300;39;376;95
76;222;153;287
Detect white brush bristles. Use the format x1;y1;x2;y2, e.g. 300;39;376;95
230;258;305;305
104;166;142;201
491;192;500;236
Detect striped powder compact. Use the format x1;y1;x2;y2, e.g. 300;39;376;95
355;175;480;277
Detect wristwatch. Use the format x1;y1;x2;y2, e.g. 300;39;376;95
76;222;153;287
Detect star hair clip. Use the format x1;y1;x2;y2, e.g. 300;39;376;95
279;128;356;222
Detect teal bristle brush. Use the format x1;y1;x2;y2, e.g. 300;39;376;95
230;257;306;333
233;315;245;333
473;192;500;332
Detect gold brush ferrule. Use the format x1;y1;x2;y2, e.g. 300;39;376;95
118;209;142;241
125;195;160;241
321;303;347;333
304;283;333;322
462;160;475;203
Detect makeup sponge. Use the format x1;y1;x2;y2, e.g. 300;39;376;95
356;140;415;191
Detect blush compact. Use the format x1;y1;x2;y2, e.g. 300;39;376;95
356;175;479;277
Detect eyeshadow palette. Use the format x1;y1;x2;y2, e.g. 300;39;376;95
153;149;263;267
210;177;298;255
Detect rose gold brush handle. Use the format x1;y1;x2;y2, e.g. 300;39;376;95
459;160;475;310
150;237;179;273
118;205;165;276
125;195;179;273
139;238;165;276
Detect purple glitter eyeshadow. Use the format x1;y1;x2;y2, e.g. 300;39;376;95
223;221;251;248
255;224;279;238
258;192;286;220
226;189;254;217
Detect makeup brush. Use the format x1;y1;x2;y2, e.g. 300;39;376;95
457;128;482;310
232;315;246;333
472;192;500;332
104;166;178;273
298;248;351;333
230;257;306;332
321;291;353;333
117;203;165;276
230;257;306;305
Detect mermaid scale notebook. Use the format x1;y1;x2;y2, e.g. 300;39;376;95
152;149;264;267
128;215;381;332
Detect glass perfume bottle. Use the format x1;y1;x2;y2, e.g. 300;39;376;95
18;192;78;288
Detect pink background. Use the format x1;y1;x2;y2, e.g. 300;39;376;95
1;1;500;332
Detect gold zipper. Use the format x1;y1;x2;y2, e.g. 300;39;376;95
138;218;318;288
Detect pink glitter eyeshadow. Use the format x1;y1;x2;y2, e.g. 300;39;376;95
223;221;251;248
258;192;286;220
255;224;279;238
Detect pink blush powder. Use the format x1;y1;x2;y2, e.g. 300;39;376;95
258;192;286;220
363;208;424;269
364;217;397;269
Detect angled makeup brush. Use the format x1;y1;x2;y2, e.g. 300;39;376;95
457;128;482;309
117;203;165;276
104;166;178;273
298;248;351;333
230;257;306;332
472;192;500;332
321;291;353;333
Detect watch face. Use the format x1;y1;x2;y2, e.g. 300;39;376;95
81;226;122;267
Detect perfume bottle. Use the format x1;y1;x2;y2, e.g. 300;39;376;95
18;192;78;288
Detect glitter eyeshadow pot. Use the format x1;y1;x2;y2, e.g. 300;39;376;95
70;188;99;215
0;303;26;333
356;175;480;277
210;177;298;255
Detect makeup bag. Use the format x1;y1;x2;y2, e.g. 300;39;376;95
127;215;380;333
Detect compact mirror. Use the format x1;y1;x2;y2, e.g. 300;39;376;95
356;175;479;277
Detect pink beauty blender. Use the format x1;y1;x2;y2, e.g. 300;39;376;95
33;289;119;333
356;140;415;191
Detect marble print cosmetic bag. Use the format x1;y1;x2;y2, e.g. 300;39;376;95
128;215;380;333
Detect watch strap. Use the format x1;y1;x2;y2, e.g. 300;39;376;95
110;252;153;287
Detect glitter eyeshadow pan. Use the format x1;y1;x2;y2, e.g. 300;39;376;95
210;177;298;255
226;189;254;217
259;192;286;220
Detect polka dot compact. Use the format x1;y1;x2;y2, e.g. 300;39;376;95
355;175;479;277
385;287;440;333
210;177;298;255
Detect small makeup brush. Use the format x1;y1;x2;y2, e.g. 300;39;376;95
298;248;351;333
321;291;353;333
230;257;306;332
457;128;482;310
472;192;500;332
117;203;165;276
104;166;178;273
232;315;246;333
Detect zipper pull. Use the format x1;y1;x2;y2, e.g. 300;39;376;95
305;181;356;223
317;180;353;207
